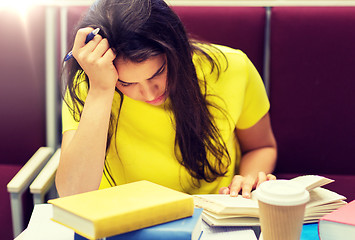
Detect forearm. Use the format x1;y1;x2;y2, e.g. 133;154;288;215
56;88;115;197
239;146;277;179
221;113;277;197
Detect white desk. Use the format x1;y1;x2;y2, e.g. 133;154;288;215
14;230;26;240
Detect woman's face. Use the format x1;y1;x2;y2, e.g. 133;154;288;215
114;54;168;106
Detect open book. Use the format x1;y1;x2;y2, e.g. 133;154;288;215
193;175;347;227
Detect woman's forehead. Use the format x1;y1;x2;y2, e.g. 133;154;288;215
114;54;166;83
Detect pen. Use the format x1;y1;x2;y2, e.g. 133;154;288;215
64;28;100;61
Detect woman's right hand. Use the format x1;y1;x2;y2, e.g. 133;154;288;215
72;27;118;92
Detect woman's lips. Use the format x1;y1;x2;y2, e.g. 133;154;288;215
145;92;166;105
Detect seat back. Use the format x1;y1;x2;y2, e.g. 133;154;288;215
269;7;355;200
172;6;266;75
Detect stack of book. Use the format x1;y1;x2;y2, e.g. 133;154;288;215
193;175;347;227
48;180;203;240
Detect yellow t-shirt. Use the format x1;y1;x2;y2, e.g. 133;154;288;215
61;44;270;194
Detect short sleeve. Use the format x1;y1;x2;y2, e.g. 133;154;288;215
62;72;88;133
62;97;80;133
236;55;270;129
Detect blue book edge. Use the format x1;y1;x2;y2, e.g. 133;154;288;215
301;223;319;240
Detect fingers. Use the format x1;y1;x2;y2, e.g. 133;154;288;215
229;175;243;197
256;172;277;188
257;172;267;187
72;28;114;63
241;176;254;198
76;35;106;61
101;44;117;62
80;34;104;56
72;27;95;55
267;173;276;180
229;175;255;198
219;187;230;195
222;172;277;198
85;37;112;64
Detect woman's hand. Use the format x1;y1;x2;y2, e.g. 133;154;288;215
72;27;118;92
219;172;276;198
219;113;277;198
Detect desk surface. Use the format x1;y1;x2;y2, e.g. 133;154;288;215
16;204;320;240
17;204;261;240
17;224;319;240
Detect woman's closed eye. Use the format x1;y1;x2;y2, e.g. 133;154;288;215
118;80;135;87
116;60;167;87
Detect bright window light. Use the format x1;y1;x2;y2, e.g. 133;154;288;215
0;0;37;17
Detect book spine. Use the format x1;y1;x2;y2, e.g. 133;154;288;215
75;232;201;240
317;223;322;240
109;230;192;240
76;231;198;240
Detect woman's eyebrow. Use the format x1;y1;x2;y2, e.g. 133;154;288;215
117;60;166;84
146;60;166;80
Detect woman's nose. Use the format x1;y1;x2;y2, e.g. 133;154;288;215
140;82;159;101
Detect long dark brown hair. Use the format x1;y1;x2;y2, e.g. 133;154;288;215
63;0;231;187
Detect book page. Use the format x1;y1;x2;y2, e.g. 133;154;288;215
203;210;253;220
304;187;346;221
194;194;258;208
203;212;260;227
200;221;257;240
306;187;346;209
193;194;258;215
290;175;334;191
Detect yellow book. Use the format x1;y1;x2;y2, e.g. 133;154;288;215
48;180;194;240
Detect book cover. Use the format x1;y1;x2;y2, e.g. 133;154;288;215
74;208;203;240
300;223;319;240
48;180;194;240
194;175;346;227
318;200;355;240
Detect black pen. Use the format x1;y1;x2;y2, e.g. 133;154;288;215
64;28;100;61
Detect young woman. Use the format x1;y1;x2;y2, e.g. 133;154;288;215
56;0;277;198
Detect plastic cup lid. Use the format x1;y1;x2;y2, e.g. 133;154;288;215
254;180;310;206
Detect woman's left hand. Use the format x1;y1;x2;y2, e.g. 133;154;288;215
219;172;276;198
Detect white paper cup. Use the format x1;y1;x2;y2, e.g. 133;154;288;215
254;180;310;240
